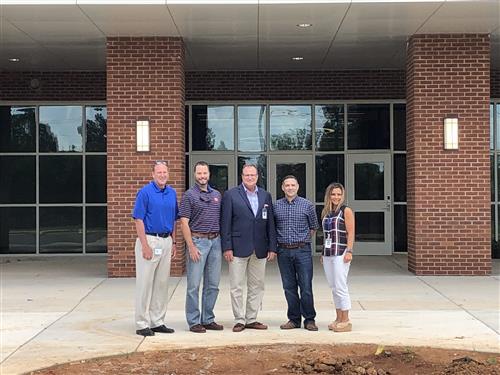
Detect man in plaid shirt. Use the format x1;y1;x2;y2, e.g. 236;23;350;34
273;175;319;331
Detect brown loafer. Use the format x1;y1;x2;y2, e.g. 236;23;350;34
304;322;318;331
232;323;245;332
203;322;224;331
189;324;206;333
280;321;299;330
245;321;268;330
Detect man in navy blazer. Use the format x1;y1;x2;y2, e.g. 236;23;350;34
220;163;277;332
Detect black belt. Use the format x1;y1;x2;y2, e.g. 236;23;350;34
278;242;307;249
192;232;220;239
146;232;171;238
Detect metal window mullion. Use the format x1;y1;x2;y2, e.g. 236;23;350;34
82;106;86;254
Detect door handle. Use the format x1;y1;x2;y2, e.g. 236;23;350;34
386;195;391;211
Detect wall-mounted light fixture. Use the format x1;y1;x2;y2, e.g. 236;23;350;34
136;119;150;152
443;115;458;150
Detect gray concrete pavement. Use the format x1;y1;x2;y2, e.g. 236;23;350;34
1;255;499;374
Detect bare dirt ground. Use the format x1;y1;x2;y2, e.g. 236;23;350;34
32;344;500;375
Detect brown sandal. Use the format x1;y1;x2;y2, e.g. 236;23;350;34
333;321;352;332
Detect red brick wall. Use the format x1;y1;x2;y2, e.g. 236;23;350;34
107;37;185;277
406;34;491;275
0;71;105;101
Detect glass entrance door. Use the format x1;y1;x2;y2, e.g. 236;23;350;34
189;155;236;194
347;154;392;255
269;155;313;202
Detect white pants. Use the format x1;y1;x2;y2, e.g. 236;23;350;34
322;254;351;311
228;254;267;325
135;235;172;330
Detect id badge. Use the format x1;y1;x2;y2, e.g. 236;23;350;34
262;210;267;220
154;248;163;256
325;238;332;249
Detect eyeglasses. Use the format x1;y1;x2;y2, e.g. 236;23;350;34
154;160;167;166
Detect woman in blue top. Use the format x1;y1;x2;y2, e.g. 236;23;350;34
321;182;355;332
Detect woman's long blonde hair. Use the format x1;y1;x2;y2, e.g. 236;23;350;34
321;182;345;220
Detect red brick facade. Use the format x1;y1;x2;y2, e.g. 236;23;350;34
406;34;491;275
106;37;185;277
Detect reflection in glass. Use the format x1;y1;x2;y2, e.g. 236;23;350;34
0;207;36;254
192;106;234;151
315;155;344;203
185;106;189;152
491;204;495;242
86;206;107;253
39;106;83;152
0;156;36;204
355;212;384;242
315;205;324;254
490;104;494;150
315;105;344;151
208;165;229;193
492;154;495;202
40;156;82;203
394;104;406;151
85;106;107;152
275;163;306;200
86;155;107;203
0;106;36;152
496;155;500;202
238;106;266;152
348;104;390;150
270;105;312;150
394;154;406;202
39;207;83;253
238;155;267;190
496;104;500;151
394;205;407;251
355;162;384;200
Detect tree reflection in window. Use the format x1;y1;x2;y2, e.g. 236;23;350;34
270;105;312;151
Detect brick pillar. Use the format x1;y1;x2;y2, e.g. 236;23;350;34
107;37;185;277
406;34;491;275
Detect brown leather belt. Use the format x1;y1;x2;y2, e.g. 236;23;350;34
278;242;307;249
192;232;220;239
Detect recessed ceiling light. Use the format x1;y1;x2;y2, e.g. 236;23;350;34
297;23;312;28
292;56;304;61
9;58;20;62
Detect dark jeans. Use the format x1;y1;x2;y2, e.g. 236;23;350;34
277;245;316;326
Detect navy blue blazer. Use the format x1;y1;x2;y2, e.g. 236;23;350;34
220;184;277;259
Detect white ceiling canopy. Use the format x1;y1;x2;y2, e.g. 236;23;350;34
0;0;499;71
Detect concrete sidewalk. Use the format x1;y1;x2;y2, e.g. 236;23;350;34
1;255;499;374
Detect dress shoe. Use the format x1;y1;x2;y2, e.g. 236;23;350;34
280;320;299;330
136;327;155;336
245;321;268;330
151;325;175;334
202;322;224;330
189;324;206;333
333;321;352;332
304;321;318;331
232;323;245;332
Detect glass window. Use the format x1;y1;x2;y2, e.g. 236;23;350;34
394;104;406;151
496;157;500;203
492;154;495;202
192;105;234;151
0;207;36;254
270;105;312;150
237;155;267;190
85;106;107;152
0;156;36;204
208;165;229;193
86;206;107;253
355;212;384;242
86;155;107;203
394;154;406;202
275;162;306;200
315;155;344;203
490;104;494;150
39;207;82;253
315;105;344;151
39;106;83;152
185;106;189;152
40;156;82;203
0;106;36;152
394;205;407;252
238;106;266;152
354;162;384;200
496;104;500;151
347;104;390;150
315;204;324;254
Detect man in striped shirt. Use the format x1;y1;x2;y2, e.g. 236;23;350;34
273;175;319;331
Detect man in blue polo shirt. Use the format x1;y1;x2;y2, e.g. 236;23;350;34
179;161;223;333
132;161;179;337
273;175;319;332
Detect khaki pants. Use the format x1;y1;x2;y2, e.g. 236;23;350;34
228;253;266;325
135;235;172;330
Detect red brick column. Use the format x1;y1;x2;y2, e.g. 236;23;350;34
107;37;185;277
406;34;491;275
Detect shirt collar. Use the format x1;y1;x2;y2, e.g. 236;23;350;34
194;183;212;193
151;181;169;193
242;184;258;194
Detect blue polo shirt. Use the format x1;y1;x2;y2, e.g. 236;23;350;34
132;181;179;234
